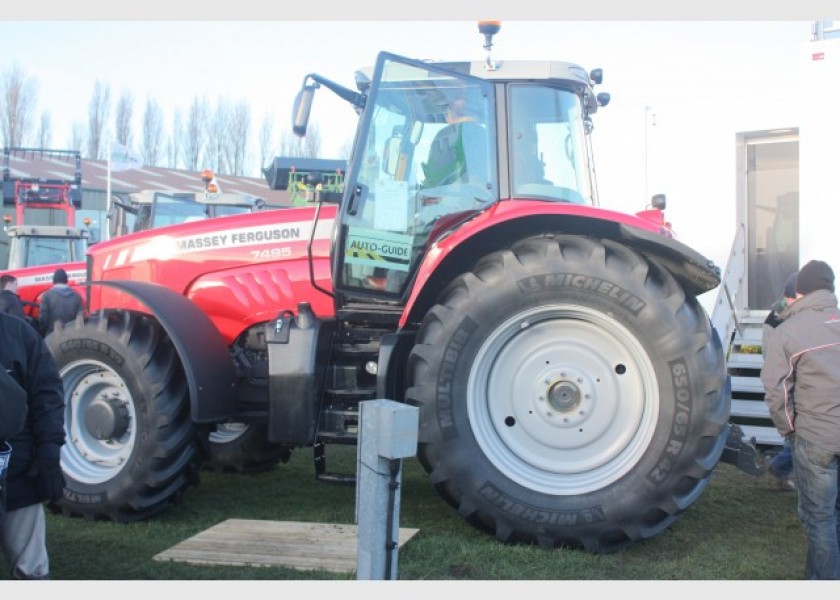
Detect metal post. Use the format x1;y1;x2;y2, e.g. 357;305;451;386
355;399;419;580
644;105;651;202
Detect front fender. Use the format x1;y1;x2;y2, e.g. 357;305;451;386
87;280;237;423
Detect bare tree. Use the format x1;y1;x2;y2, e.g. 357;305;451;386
37;112;52;148
87;80;110;159
114;90;134;148
278;122;321;159
166;108;183;169
337;136;354;160
141;97;165;167
278;130;302;158
69;121;85;153
0;63;38;147
258;113;275;174
226;100;250;176
206;97;231;174
303;122;322;158
183;95;208;171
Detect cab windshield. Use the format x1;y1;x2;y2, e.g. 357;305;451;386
508;85;593;204
133;193;253;232
147;193;206;228
11;236;86;268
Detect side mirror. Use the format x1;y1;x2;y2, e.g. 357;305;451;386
409;121;424;145
292;84;318;137
651;193;666;210
382;136;403;177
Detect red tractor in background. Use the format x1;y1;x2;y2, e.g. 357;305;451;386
46;23;747;553
1;147;88;322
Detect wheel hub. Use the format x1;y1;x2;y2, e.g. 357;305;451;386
85;395;130;441
546;379;581;412
534;367;595;430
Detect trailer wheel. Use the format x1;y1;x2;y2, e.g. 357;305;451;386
45;312;200;522
200;422;291;473
405;235;728;552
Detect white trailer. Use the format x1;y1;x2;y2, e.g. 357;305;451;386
712;21;840;447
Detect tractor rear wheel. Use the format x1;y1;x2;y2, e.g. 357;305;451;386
405;235;727;552
45;311;200;522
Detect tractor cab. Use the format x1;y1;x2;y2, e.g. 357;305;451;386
292;23;610;302
108;185;267;239
2;147;88;270
4;224;89;269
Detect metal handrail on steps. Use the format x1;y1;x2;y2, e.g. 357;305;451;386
710;222;748;356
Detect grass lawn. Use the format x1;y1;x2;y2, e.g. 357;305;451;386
4;444;805;581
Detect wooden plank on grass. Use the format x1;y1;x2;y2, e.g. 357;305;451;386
153;519;420;574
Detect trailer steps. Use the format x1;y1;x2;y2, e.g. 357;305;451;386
722;309;783;447
709;224;782;448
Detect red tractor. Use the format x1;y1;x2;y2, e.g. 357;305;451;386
47;23;741;552
1;147;88;320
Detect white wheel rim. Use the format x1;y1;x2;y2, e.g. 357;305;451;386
61;359;137;485
468;304;659;495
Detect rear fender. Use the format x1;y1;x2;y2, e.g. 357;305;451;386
403;209;721;327
87;280;237;423
616;222;722;295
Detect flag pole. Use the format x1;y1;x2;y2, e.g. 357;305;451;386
106;140;111;240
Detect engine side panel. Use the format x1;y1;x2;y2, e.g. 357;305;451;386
87;205;337;344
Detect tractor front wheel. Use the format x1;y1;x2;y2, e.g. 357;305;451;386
45;312;200;522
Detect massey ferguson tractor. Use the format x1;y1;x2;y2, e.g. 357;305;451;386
1;147;88;317
46;22;742;552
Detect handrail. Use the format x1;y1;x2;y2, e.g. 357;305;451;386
710;222;748;357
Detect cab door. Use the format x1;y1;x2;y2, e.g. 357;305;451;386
332;53;497;303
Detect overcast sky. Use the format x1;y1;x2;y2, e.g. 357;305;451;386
0;10;832;312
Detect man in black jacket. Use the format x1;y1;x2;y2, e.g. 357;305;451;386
0;275;26;321
0;312;65;579
0;367;27;440
38;268;83;336
1;350;28;527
